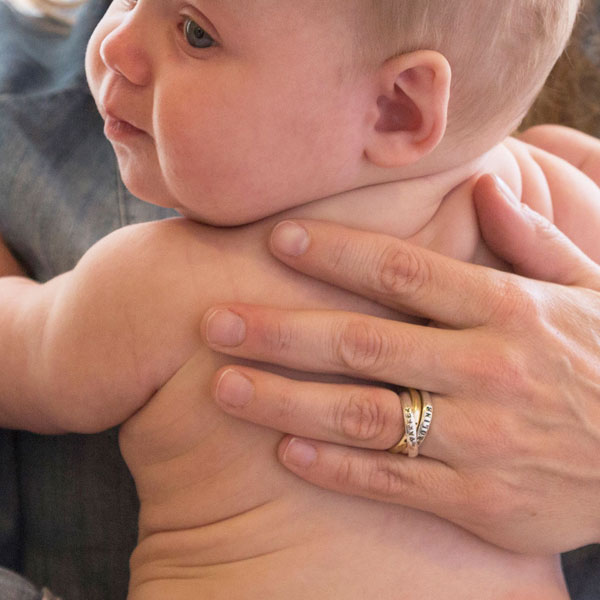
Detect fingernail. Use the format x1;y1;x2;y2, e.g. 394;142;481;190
271;221;310;257
282;438;317;468
215;369;254;408
491;174;520;207
205;309;246;347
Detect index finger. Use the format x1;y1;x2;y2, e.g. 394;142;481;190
202;304;482;394
269;219;517;328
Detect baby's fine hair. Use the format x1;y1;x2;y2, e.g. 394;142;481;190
359;0;581;138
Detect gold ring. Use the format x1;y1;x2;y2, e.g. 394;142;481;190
386;388;421;454
387;388;433;457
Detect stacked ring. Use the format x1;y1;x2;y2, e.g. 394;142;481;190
387;388;433;457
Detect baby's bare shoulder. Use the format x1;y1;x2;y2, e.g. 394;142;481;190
64;218;250;413
86;217;241;291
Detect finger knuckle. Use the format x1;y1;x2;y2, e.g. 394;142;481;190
529;208;564;245
333;452;404;500
329;236;355;273
462;342;531;399
273;384;300;421
490;349;527;393
333;390;389;443
260;321;295;355
373;244;431;300
366;456;407;498
490;278;542;324
333;451;362;488
335;319;392;374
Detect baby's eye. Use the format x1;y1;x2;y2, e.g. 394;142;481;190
184;18;216;49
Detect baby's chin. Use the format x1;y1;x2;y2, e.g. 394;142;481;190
130;187;248;227
117;166;179;212
175;206;258;227
119;164;273;226
167;189;271;227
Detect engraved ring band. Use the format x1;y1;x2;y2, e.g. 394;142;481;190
387;388;434;458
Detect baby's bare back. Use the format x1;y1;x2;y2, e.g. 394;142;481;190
117;143;569;599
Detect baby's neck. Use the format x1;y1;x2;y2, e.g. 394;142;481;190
280;152;490;239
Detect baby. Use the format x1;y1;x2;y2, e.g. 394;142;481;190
1;0;598;598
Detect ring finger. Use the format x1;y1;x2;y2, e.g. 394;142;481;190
211;365;452;461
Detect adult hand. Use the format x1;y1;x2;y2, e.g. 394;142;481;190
201;174;600;554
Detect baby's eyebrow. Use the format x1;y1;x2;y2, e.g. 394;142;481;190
186;0;233;15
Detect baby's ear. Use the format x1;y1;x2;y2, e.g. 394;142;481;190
365;50;451;168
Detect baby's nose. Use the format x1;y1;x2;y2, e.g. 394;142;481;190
99;15;152;87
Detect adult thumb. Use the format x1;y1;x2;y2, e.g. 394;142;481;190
473;175;600;289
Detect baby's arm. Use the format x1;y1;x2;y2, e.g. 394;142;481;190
520;125;600;187
506;131;600;263
0;220;206;434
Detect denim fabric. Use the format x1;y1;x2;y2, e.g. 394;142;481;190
0;1;598;600
0;431;19;572
0;2;175;599
562;546;600;600
0;566;46;600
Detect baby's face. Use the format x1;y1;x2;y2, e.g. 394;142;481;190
86;0;369;224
